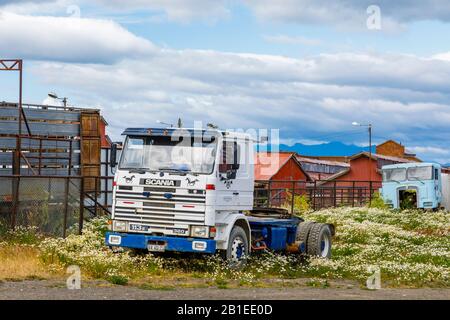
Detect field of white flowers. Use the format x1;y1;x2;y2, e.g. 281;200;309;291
3;207;449;288
300;207;449;287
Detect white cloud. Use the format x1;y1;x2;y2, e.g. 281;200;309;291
92;0;230;23
0;12;156;63
0;0;230;23
244;0;450;30
1;4;450;161
3;0;450;27
27;48;450;156
408;146;450;156
263;34;322;46
432;52;450;62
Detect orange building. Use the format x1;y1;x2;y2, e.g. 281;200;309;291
376;140;421;162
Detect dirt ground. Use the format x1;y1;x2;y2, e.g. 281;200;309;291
0;279;448;300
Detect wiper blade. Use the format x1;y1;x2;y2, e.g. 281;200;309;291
128;168;155;174
158;167;189;175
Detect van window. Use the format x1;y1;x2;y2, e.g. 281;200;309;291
407;166;433;180
382;168;406;182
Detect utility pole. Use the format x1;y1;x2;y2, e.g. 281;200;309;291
368;124;372;182
352;122;373;181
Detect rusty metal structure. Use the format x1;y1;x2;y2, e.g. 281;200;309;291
0;59;112;236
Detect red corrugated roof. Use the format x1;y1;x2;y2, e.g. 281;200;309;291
296;156;350;167
350;152;412;163
254;152;294;180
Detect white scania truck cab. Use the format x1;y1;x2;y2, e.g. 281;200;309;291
105;127;333;265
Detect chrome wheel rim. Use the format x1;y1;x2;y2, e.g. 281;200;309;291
320;234;330;257
231;236;246;261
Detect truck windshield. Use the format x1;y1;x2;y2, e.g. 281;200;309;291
407;166;433;180
119;135;217;174
382;168;406;182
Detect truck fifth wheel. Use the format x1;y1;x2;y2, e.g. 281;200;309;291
104;127;334;267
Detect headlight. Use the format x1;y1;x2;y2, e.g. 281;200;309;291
113;220;127;232
190;226;209;238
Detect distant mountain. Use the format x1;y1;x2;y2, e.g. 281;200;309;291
277;141;375;157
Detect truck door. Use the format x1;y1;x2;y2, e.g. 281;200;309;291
232;138;254;208
216;139;240;209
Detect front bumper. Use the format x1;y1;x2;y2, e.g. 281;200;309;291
105;232;217;254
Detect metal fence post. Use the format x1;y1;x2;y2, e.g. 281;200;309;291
369;181;373;207
94;176;98;216
333;181;337;207
38;138;42;175
63;177;69;238
11;176;19;230
105;149;109;208
352;181;355;207
313;180;317;211
291;181;295;214
79;177;84;235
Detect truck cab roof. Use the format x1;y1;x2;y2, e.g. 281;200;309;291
122;127;254;141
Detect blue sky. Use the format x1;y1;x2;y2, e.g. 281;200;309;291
1;1;450;162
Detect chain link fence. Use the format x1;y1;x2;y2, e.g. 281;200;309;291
0;175;82;237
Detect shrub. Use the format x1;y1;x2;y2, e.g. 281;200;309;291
285;191;310;213
369;191;388;209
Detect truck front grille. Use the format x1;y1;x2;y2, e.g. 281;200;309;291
114;187;206;230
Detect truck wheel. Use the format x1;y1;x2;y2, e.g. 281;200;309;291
296;221;315;253
307;223;332;258
226;226;249;269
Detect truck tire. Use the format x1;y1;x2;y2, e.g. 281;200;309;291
306;223;332;258
225;226;249;269
296;221;315;253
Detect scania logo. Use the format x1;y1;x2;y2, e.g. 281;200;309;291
140;178;181;187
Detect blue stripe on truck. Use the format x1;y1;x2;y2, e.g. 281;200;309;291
105;232;217;254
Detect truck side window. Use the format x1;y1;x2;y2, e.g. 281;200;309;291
219;141;240;176
435;168;439;180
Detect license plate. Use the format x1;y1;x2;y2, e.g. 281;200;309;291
147;243;166;252
129;224;149;232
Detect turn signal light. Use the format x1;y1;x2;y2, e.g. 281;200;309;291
206;184;215;190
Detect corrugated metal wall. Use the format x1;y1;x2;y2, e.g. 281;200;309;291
0;102;101;178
